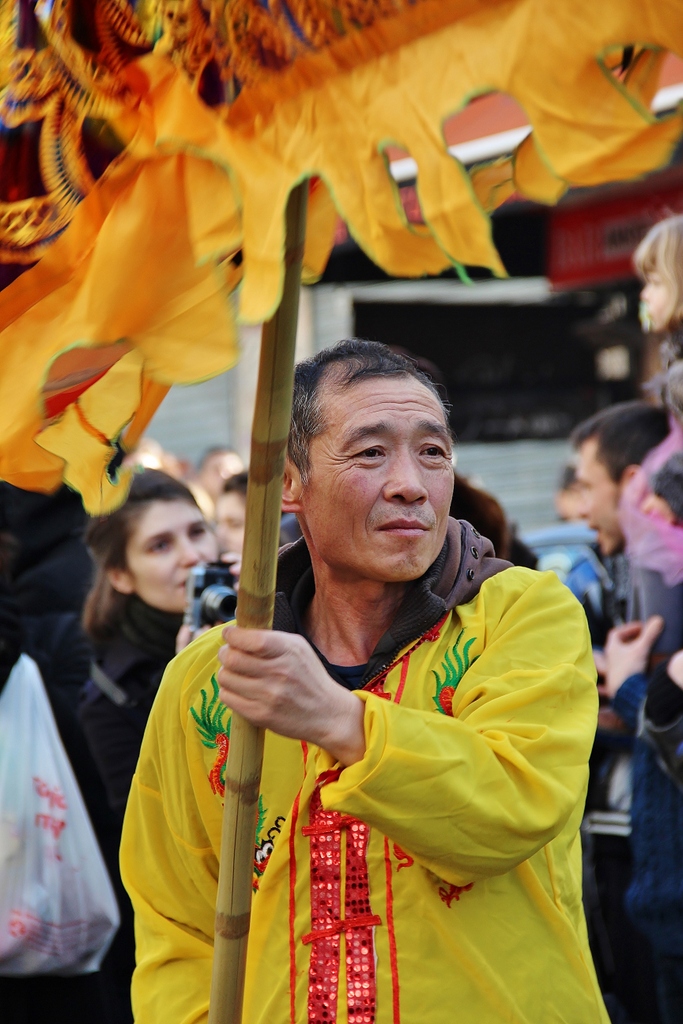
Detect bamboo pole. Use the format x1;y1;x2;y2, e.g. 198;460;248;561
208;180;308;1024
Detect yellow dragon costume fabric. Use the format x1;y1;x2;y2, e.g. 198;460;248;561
122;523;606;1024
0;0;681;511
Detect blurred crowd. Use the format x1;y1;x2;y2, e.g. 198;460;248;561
533;216;683;1024
1;214;683;1024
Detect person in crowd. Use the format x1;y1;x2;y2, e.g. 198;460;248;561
570;401;669;1024
0;486;97;734
618;369;683;656
194;446;244;509
0;499;115;1024
214;471;248;556
81;469;218;812
536;463;608;644
450;471;508;554
619;215;683;630
572;402;669;633
0;533;21;683
122;341;606;1024
80;470;218;1023
642;450;683;524
123;436;188;481
449;471;537;567
635;213;683;355
614;216;683;661
0;482;94;617
599;615;683;1024
214;469;303;555
555;463;585;522
590;217;683;1024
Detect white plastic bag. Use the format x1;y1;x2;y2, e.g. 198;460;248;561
0;655;120;975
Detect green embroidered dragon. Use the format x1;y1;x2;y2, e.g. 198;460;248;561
432;629;477;716
190;674;231;796
191;676;285;890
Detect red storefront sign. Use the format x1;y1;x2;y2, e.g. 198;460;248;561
549;177;683;288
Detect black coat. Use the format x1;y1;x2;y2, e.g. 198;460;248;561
80;634;168;820
0;610;122;1024
78;633;170;1024
0;483;93;615
0;488;134;1022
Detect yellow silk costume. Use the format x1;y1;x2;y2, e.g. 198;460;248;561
0;0;681;511
121;566;607;1024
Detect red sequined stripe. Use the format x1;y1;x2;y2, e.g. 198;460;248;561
383;838;401;1024
303;773;381;1024
345;817;380;1024
305;776;343;1024
289;788;302;1024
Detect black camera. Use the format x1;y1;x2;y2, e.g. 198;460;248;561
185;563;237;632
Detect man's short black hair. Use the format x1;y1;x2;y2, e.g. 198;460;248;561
557;463;578;491
570;401;669;482
222;471;248;497
289;339;450;481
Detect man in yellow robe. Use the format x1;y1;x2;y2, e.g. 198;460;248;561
121;340;608;1024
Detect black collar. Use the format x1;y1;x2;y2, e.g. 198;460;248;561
273;532;452;684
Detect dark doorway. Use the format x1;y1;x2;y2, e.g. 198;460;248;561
353;300;637;441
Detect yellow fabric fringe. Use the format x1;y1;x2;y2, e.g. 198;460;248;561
0;0;681;511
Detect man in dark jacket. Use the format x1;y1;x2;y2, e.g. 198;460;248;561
601;618;683;1024
571;402;670;1023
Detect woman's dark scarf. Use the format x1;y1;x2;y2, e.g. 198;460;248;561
120;594;183;663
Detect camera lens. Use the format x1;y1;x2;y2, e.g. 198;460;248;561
199;585;238;626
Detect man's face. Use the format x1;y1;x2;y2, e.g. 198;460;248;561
574;438;624;555
215;490;246;555
285;375;454;584
198;451;243;503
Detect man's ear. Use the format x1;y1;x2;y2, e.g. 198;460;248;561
282;458;304;514
107;567;135;596
620;464;641;488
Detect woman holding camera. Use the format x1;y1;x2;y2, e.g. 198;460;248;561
81;469;217;1023
82;469;217;814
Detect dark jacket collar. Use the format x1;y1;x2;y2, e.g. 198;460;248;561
273;517;511;684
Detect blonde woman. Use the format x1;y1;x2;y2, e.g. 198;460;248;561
635;213;683;355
